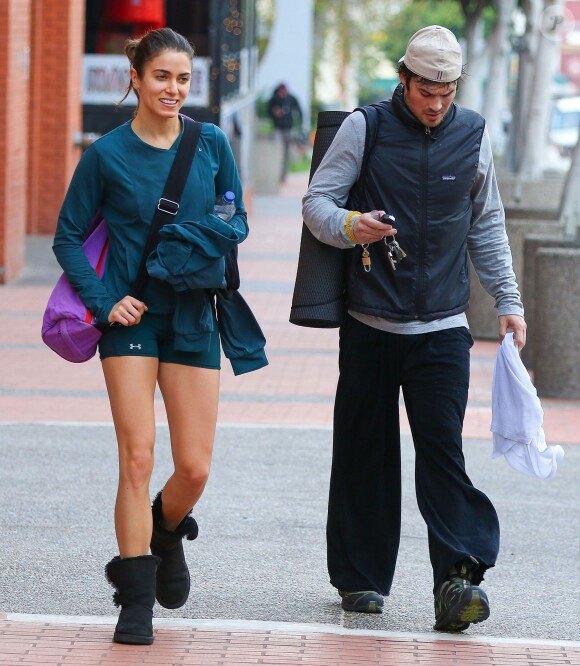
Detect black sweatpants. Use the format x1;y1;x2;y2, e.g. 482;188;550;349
327;315;500;596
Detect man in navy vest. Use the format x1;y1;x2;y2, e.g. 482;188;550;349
302;25;526;632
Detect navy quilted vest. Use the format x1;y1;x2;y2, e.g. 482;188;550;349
347;84;485;321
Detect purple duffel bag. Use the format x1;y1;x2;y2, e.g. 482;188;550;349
41;214;109;363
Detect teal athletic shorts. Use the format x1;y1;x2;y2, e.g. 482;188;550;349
98;312;221;369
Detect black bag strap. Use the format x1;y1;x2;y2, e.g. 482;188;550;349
347;103;380;210
132;115;203;299
360;104;380;178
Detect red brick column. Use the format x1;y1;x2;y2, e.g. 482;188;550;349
27;0;85;236
0;1;31;283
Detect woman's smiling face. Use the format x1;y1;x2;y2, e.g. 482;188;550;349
131;49;192;120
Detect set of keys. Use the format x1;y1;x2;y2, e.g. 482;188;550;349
361;213;407;273
385;238;407;271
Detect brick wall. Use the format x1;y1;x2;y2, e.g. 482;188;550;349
0;0;84;281
0;0;31;282
27;0;85;236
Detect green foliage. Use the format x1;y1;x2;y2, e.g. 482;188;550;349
380;1;465;69
288;150;313;174
255;97;269;120
311;0;499;113
256;0;275;62
311;0;401;113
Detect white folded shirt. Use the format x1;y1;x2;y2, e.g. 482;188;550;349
490;332;564;479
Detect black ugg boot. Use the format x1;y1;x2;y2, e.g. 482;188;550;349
150;491;198;609
105;554;161;645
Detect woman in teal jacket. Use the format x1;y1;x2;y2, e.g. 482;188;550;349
53;28;265;645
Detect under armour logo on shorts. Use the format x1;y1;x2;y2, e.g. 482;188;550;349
129;343;142;350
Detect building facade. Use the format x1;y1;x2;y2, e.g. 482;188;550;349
0;0;257;283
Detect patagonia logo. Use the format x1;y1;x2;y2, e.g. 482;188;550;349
441;174;456;181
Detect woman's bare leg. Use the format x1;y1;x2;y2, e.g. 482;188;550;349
102;356;159;556
156;363;220;528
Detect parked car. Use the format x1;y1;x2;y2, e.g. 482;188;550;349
549;96;580;157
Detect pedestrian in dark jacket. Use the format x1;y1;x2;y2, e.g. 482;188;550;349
302;25;526;632
267;82;303;182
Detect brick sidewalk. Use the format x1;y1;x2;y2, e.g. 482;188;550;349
2;616;579;666
1;173;579;443
1;172;579;665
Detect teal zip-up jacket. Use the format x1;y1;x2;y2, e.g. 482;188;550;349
147;217;268;375
53;118;267;373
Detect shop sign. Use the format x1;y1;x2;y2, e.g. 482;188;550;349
82;54;210;106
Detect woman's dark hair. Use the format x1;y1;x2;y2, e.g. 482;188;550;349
397;61;464;87
119;27;195;104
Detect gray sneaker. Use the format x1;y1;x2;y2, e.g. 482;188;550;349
338;590;384;613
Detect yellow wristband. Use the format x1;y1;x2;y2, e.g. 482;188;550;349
345;211;362;244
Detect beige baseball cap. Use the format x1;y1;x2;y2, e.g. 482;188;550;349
400;25;462;83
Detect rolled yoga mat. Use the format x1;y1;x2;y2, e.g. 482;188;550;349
289;111;351;328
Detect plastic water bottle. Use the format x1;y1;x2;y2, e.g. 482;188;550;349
213;191;236;222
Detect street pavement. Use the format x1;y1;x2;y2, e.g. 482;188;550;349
1;172;579;665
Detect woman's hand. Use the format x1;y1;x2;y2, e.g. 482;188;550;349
108;296;148;327
353;210;397;245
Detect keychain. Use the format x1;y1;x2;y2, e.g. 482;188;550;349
361;245;371;272
381;214;406;271
361;212;407;272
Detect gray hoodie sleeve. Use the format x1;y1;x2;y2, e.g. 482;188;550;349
467;126;524;317
301;111;366;248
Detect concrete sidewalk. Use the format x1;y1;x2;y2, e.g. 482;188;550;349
1;172;579;665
